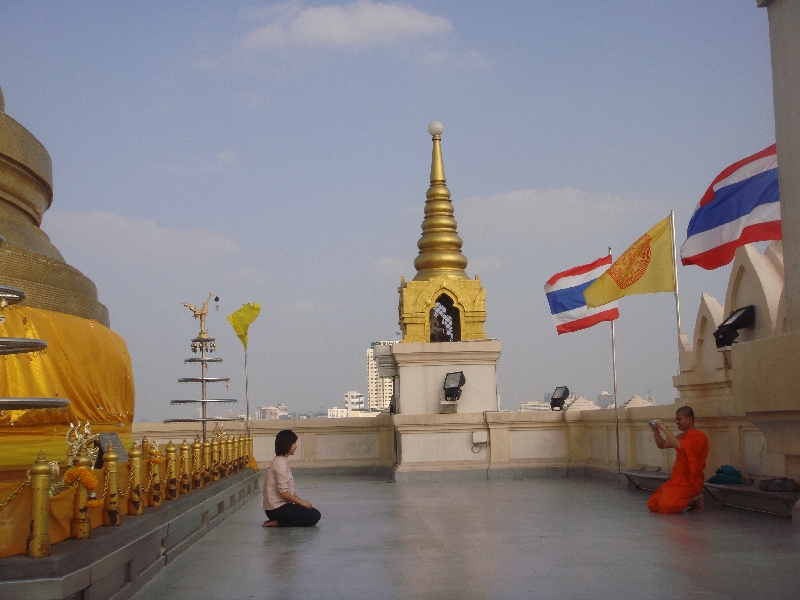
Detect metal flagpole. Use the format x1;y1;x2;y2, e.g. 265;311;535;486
670;210;682;369
609;246;621;473
245;348;250;436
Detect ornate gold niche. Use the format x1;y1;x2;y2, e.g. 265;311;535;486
398;122;487;343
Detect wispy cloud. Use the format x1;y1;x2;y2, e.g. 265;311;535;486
240;0;451;49
45;211;242;269
456;187;660;239
198;1;486;72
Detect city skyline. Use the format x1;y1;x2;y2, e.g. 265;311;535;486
0;2;775;419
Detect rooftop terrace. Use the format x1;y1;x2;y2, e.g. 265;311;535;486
131;474;800;600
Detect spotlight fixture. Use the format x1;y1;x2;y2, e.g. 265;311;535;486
443;371;466;400
713;305;755;348
551;386;569;411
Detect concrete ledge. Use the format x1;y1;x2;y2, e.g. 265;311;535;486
0;469;260;600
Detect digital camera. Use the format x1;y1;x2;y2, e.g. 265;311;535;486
650;420;658;427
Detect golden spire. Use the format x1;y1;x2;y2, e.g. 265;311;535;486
413;122;469;281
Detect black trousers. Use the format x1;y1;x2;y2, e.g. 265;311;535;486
265;503;321;527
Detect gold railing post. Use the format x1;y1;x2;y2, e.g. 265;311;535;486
165;440;178;500
149;443;163;507
180;439;191;494
140;437;150;508
231;435;239;474
225;436;233;475
70;450;92;539
219;435;228;478
211;437;220;481
202;438;211;485
128;441;143;516
26;451;51;557
102;443;120;526
237;435;244;471
191;435;203;489
248;435;253;467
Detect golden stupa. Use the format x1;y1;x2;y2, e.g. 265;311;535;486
398;122;487;343
0;85;134;468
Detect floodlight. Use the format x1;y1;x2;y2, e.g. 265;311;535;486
713;305;755;348
551;386;570;411
443;371;466;400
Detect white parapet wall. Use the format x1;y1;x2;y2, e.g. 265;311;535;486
134;414;396;473
134;405;786;483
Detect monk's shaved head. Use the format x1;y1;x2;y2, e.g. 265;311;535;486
676;406;694;420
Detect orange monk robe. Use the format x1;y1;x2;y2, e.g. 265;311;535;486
648;428;709;514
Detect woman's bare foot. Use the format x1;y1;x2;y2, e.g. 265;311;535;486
262;520;278;527
688;494;705;512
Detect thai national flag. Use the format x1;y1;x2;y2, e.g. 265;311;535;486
544;256;619;335
681;144;780;270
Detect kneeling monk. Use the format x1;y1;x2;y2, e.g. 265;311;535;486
648;406;709;514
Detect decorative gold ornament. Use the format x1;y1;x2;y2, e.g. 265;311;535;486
66;421;100;466
183;293;217;339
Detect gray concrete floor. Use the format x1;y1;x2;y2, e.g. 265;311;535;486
132;475;800;600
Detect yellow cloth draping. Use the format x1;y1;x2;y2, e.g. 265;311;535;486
0;306;135;468
584;215;676;308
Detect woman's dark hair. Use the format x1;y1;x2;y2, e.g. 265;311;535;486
275;429;298;456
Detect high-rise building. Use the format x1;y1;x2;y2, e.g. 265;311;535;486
343;391;365;412
367;341;398;411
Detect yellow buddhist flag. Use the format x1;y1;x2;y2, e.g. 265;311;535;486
584;215;676;308
227;303;261;349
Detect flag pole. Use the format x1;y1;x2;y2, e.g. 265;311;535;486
609;246;621;473
670;210;683;370
245;347;250;436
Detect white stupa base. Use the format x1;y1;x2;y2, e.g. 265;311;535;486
374;339;501;479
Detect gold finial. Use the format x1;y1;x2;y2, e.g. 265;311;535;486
413;122;469;281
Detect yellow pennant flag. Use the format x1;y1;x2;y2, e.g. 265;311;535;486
584;215;676;308
227;303;261;349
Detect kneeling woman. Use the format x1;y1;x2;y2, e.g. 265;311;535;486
263;429;321;527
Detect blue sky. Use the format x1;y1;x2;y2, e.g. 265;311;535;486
0;1;775;419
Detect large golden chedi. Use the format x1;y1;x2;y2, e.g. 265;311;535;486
398;122;487;343
0;86;134;467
